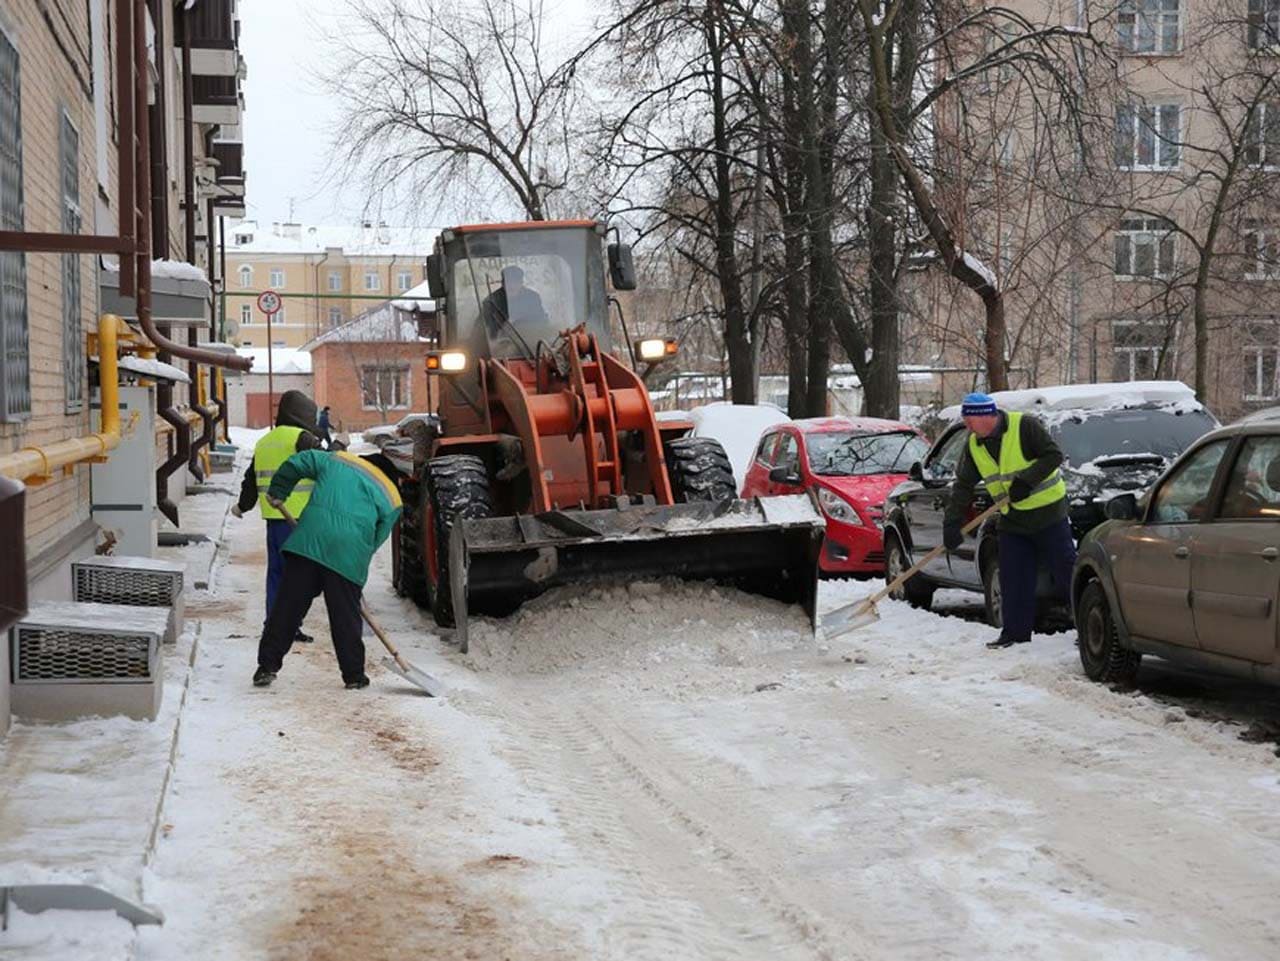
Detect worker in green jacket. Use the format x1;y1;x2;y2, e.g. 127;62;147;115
253;449;403;690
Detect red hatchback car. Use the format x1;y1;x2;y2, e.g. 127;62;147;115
742;417;930;576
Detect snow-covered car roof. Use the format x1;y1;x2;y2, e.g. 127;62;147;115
790;416;917;435
939;381;1201;421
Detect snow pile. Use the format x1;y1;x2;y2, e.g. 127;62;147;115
688;403;790;488
464;580;813;676
0;907;136;961
234;347;312;376
102;258;209;283
940;381;1200;421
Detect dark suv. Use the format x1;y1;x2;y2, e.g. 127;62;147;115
881;391;1218;626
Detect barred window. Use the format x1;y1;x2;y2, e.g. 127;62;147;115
0;30;28;422
61;111;83;412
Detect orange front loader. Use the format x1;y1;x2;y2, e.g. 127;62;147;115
388;221;823;650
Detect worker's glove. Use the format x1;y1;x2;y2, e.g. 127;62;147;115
230;505;244;519
943;522;964;552
1008;476;1034;503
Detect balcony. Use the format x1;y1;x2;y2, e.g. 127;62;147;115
184;0;240;77
212;140;243;182
192;76;241;126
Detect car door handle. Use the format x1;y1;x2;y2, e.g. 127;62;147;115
1259;547;1279;561
1174;546;1190;559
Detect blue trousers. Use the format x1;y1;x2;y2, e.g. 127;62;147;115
997;517;1076;641
265;519;291;616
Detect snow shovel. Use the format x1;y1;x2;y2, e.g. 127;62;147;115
277;505;443;697
822;497;1009;639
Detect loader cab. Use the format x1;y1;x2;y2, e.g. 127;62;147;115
434;222;613;365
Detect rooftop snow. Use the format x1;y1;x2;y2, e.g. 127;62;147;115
229;219;438;258
234;347;312;375
303;303;423;349
390;279;437;312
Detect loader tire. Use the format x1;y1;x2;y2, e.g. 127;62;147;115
665;437;737;502
394;479;430;606
423;455;494;628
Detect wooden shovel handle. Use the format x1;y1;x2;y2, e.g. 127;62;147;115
865;498;1008;610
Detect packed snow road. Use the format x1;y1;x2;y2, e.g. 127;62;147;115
124;509;1280;959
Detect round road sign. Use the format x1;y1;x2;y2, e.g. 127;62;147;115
257;290;283;315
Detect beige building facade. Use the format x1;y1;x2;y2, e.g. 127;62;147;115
907;0;1280;422
225;221;436;349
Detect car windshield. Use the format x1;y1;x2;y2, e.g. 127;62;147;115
450;227;609;361
806;431;929;476
1054;407;1218;467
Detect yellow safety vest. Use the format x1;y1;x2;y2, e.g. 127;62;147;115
968;411;1067;513
253;426;315;520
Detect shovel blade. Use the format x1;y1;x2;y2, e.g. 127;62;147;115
821;600;881;639
381;655;445;697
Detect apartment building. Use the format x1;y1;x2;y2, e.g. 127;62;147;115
0;0;247;601
225;220;436;349
908;0;1280;420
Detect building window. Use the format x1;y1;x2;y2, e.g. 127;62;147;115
1115;103;1181;169
1243;345;1280;401
0;30;29;422
328;307;343;326
1244;224;1280;280
1249;0;1280;50
1113;320;1175;380
1118;0;1180;54
328;270;342;292
360;364;409;410
241;339;253;346
269;267;285;288
272;306;286;324
1244;102;1280;169
364;270;382;292
238;265;252;288
60;111;84;413
240;304;252;326
1115;216;1176;278
397;270;413;292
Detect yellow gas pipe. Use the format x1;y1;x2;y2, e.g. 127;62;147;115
0;314;129;484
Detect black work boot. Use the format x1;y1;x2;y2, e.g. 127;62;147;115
986;636;1031;650
294;629;314;644
253;667;277;687
344;674;370;690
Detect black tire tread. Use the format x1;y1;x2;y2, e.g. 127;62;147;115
394;478;429;606
424;455;494;627
1077;580;1141;686
665;437;737;502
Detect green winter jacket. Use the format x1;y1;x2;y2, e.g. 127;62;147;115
266;450;403;587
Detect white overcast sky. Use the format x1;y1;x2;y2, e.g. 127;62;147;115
239;0;598;229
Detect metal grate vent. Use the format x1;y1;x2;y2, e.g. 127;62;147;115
15;626;153;682
73;563;182;608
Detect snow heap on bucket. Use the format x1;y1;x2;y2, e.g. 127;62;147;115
448;493;826;653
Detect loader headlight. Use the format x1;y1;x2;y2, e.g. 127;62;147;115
636;338;678;362
426;350;467;373
816;487;862;525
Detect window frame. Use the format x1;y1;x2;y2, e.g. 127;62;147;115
1244;101;1280;171
0;24;29;423
1114;216;1177;279
327;307;343;327
1244;223;1280;280
1115;102;1182;170
240;304;252;327
1112;319;1176;381
396;270;413;292
359;363;410;411
1145;437;1232;524
327;270;342;292
364;269;382;292
238;264;253;289
60;107;84;414
268;267;285;289
1248;0;1280;51
1117;0;1182;55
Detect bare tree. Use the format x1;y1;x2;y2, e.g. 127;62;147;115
326;0;580;222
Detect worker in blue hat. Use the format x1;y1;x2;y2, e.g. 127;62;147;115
944;392;1075;649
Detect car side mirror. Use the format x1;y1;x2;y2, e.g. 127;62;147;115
426;253;446;299
608;243;638;291
769;466;801;485
909;461;924;482
1105;493;1139;521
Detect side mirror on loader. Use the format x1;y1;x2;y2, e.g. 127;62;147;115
426;253;447;300
608;243;637;291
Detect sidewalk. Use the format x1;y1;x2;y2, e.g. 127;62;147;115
0;488;232;959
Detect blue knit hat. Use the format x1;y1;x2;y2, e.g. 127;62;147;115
961;392;997;416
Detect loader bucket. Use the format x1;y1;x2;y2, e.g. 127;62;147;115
448;494;825;652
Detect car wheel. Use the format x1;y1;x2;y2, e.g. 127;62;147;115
981;550;1003;629
885;533;933;609
1076;580;1141;687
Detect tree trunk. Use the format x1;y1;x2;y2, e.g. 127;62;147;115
780;31;809;416
865;91;900;418
706;3;754;403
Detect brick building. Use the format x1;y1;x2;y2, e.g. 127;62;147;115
0;0;247;599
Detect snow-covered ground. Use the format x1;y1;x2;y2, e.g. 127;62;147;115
4;448;1280;958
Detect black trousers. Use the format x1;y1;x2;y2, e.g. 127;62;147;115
257;553;366;682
